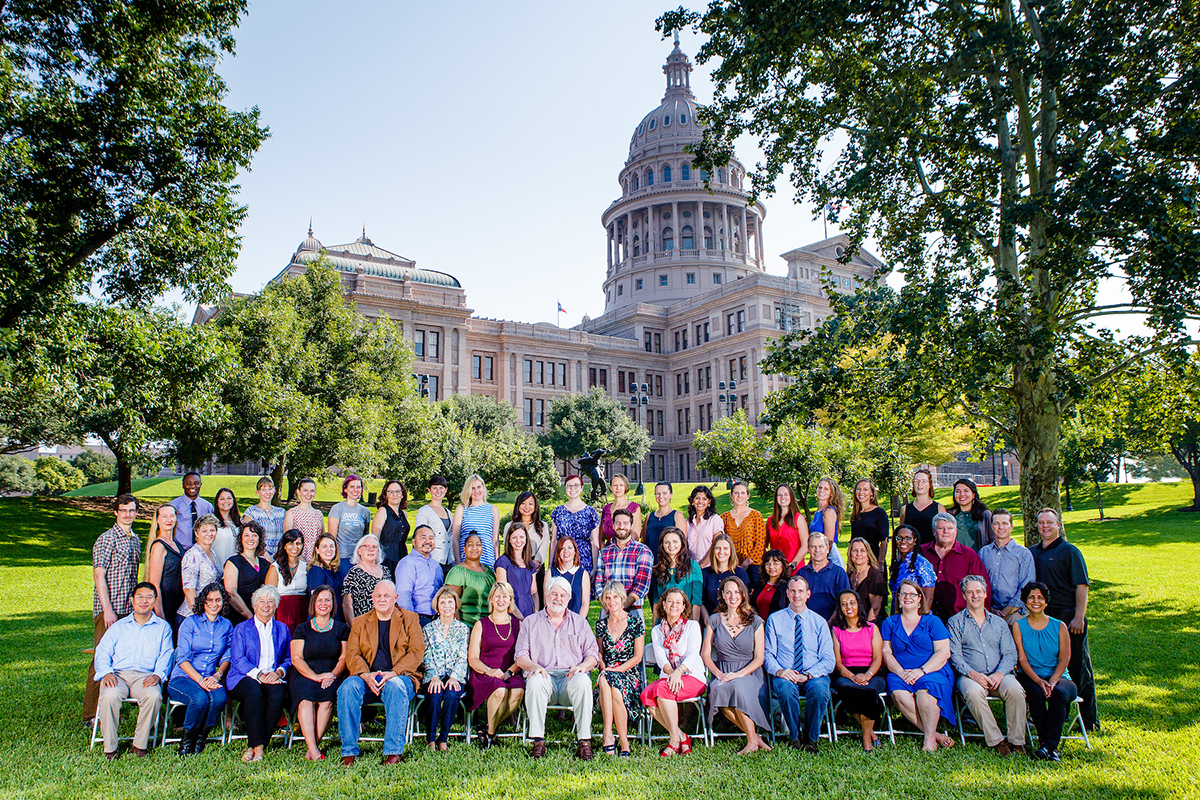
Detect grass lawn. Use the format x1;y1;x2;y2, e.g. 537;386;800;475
1;482;1197;800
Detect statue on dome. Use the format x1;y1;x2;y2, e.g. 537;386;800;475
576;448;610;504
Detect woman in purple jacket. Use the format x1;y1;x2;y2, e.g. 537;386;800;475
228;584;292;762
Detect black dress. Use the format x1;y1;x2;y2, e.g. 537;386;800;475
225;554;271;624
901;501;939;547
151;538;185;637
378;506;410;574
289;619;350;712
850;507;891;563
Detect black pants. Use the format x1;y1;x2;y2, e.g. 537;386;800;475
832;675;888;721
1051;613;1097;729
1016;672;1077;752
229;679;288;748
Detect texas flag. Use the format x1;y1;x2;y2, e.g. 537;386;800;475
557;302;567;314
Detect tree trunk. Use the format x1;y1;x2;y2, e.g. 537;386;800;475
116;457;133;497
270;457;286;506
1093;479;1105;520
1169;439;1200;511
1013;367;1063;545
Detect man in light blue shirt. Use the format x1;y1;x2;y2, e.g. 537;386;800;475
168;472;213;549
977;509;1036;624
94;582;174;758
764;575;834;752
395;525;444;624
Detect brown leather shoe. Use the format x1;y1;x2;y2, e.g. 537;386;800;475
381;753;406;765
104;751;119;761
576;740;594;761
530;740;547;758
340;755;357;766
991;741;1011;757
1010;744;1027;757
128;745;149;758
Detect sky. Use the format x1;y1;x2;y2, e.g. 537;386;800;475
213;0;835;325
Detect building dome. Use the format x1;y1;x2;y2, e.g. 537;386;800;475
297;221;322;254
628;39;701;161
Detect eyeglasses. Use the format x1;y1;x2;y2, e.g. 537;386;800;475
132;594;157;602
898;591;920;599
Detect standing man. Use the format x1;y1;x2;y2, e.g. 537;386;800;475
795;533;851;621
764;575;835;753
947;575;1027;756
593;509;653;613
83;494;143;727
978;509;1036;624
1031;508;1098;731
922;513;991;622
395;525;444;626
169;472;212;549
93;582;174;758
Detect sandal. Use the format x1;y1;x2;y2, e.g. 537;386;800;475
602;743;616;755
659;742;679;757
619;750;631;758
679;735;693;755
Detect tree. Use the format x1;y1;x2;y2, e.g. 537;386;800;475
663;0;1200;540
756;420;839;516
439;395;560;498
1059;413;1123;520
1121;353;1200;510
0;455;42;494
0;0;269;331
34;456;86;495
539;388;653;469
694;411;766;485
70;450;118;485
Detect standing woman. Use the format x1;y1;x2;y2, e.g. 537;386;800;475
289;585;348;761
702;576;770;755
546;536;589;615
266;529;308;632
371;478;410;575
898;469;944;547
700;533;750;620
850;479;890;569
307;533;350;622
644;482;686;556
601;474;642;547
146;504;185;636
212;487;241;568
846;538;887;624
423;587;470;752
595;581;644;757
415;475;455;575
948;478;994;550
223;520;271;624
168;583;232;755
467;581;525;748
502;491;551;572
228;585;291;763
881;579;957;752
641;588;706;756
282;477;325;563
767;484;808;572
453;474;500;569
830;589;888;751
685;485;724;568
243;477;287;558
550;475;600;574
330;474;373;563
648;527;701;620
810;477;847;568
445;533;497;626
889;525;936;613
179;514;223;622
722;481;766;587
341;534;391;621
494;523;538;620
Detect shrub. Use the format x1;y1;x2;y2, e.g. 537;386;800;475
70;450;118;485
34;456;87;495
0;455;43;494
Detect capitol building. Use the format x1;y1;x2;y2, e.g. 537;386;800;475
223;40;884;484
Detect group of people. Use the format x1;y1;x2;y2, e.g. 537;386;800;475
84;470;1096;765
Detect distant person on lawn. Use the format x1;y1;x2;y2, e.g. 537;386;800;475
168;471;212;549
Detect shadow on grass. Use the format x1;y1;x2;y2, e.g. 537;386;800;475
1070;506;1200;548
0;498;149;567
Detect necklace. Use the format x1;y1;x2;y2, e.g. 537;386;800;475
493;616;513;641
313;618;333;633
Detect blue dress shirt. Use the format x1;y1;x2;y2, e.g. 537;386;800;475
764;606;835;678
395;551;445;616
978;539;1036;613
170;613;233;682
94;613;175;681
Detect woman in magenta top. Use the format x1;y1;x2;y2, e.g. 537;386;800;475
600;474;642;547
685;485;723;568
766;484;808;572
830;589;887;751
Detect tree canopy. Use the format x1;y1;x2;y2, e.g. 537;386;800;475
538;388;653;469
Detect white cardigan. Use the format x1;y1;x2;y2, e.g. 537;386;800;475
650;618;704;677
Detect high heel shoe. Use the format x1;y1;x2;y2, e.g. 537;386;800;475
476;730;492;749
602;743;616;755
679;735;693;755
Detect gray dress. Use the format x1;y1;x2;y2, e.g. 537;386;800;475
707;614;769;729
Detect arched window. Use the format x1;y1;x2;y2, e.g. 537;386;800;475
646;168;654;186
718;168;726;184
663;165;672;182
703;226;714;249
632;173;639;190
649;119;656;130
698;168;708;183
633;235;641;256
622;179;628;195
681;114;688;124
662;227;674;251
664;115;671;126
681;225;694;249
682;163;691;180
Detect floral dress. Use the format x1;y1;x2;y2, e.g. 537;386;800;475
595;613;645;710
551;504;600;573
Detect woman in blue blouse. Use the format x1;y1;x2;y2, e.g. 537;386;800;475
889;525;935;613
422;587;471;751
881;579;957;751
453;474;500;568
1013;581;1077;761
168;583;232;755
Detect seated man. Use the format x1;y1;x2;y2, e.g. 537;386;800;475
977;509;1035;624
795;533;851;621
513;577;600;760
948;575;1026;756
93;582;174;759
764;575;835;753
395;525;444;625
922;512;991;621
337;580;425;765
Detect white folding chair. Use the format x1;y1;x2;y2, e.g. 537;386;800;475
408;692;473;743
765;678;834;745
90;696;162;749
831;690;895;745
158;697;227;747
1027;696;1092;750
226;699;294;748
639;656;710;748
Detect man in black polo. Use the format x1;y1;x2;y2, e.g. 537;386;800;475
1030;508;1098;731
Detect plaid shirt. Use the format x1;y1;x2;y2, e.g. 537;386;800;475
93;524;142;617
594;540;653;603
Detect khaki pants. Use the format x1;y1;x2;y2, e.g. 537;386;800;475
83;613;120;720
957;674;1027;746
97;670;162;752
524;670;592;741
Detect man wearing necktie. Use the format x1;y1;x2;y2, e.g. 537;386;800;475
168;472;213;549
764;575;834;752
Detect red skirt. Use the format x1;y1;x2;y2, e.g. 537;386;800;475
640;675;706;707
275;594;307;634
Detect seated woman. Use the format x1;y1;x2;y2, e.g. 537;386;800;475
702;576;770;755
595;580;644;757
846;537;887;624
1012;581;1078;762
700;533;750;621
830;589;888;751
648;527;702;621
168;582;232;755
289;585;348;761
228;585;292;762
494;523;538;620
446;533;497;627
422;586;470;752
308;533;350;622
889;525;935;613
223;520;272;625
881;579;956;752
467;581;525;748
265;529;308;631
546;536;588;615
342;533;392;621
749;549;791;620
641;587;706;756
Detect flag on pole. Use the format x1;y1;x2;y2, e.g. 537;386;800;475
557;302;566;314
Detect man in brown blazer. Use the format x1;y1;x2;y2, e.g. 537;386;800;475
337;580;424;765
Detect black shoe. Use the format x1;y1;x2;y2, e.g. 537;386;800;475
802;740;819;754
477;730;492;750
194;727;211;755
177;730;198;756
1046;748;1061;762
1032;746;1054;761
787;739;804;750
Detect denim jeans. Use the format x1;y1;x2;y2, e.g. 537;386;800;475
338;675;415;756
167;675;227;730
426;684;466;743
771;674;831;743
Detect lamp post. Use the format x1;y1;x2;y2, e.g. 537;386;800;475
718;379;739;417
630;381;649;494
411;373;430;400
